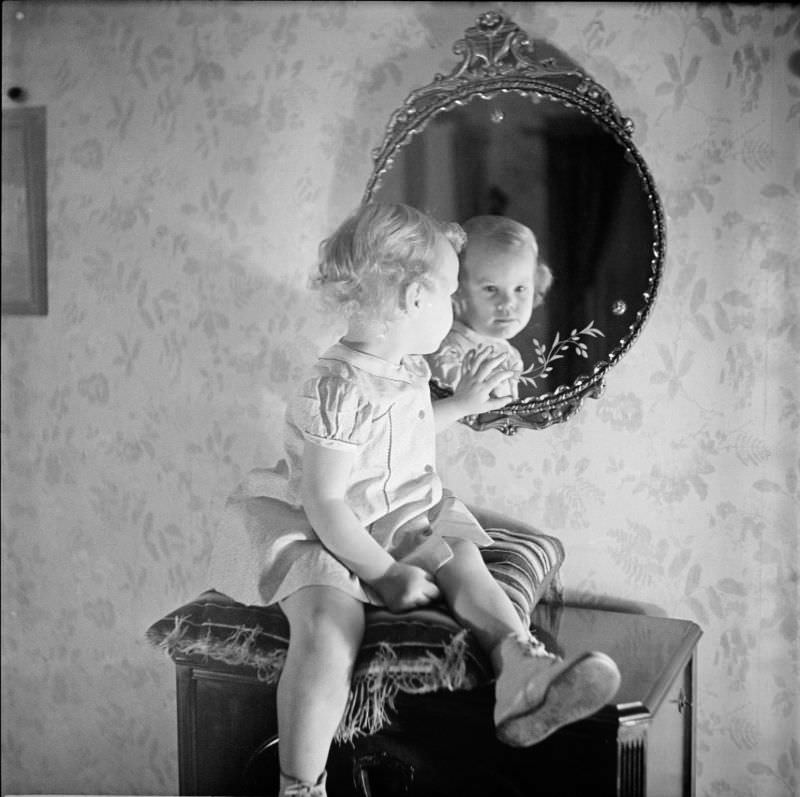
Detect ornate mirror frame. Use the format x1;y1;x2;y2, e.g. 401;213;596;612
363;10;666;434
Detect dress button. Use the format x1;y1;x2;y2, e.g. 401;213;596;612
418;410;425;419
424;464;433;473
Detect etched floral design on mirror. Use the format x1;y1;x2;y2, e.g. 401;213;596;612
364;11;666;434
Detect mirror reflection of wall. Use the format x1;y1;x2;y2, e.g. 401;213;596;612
377;91;654;399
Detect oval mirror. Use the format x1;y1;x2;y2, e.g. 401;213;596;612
364;11;665;434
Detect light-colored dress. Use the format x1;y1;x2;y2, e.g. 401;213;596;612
427;320;523;398
208;341;492;607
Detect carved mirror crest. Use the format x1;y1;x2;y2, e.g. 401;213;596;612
364;11;665;434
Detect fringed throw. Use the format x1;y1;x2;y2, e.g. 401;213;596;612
146;593;492;741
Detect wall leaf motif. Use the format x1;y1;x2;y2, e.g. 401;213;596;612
657;53;701;111
788;83;800;123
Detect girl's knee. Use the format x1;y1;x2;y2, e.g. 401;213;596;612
446;537;484;566
283;588;365;653
437;538;493;593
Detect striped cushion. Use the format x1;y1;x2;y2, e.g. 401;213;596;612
146;523;563;740
481;525;563;623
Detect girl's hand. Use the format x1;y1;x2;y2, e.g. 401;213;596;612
372;561;441;612
453;345;520;415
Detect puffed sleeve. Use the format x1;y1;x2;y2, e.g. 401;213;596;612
291;375;373;449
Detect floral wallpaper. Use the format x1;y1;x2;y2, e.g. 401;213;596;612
1;2;797;795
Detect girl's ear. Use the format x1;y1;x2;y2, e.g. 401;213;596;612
403;281;424;313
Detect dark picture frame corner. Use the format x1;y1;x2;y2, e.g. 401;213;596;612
2;104;47;316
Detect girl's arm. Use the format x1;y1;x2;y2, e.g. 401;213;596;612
302;441;395;581
302;441;439;608
433;347;519;432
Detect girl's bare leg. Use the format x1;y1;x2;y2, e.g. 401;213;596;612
277;586;365;785
436;538;620;748
434;537;527;650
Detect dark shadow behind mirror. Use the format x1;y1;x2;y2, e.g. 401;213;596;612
364;11;665;434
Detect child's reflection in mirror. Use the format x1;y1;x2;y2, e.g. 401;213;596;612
427;215;553;402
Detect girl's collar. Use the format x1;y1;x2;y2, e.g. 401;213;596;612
329;339;417;381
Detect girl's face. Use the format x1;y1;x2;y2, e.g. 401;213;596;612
410;236;459;354
455;242;536;340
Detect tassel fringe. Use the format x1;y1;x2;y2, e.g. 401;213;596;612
334;628;475;742
149;616;287;684
150;617;475;740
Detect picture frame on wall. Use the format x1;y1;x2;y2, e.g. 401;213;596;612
2;105;47;315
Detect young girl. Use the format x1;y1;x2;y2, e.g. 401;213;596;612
428;215;554;401
234;204;619;797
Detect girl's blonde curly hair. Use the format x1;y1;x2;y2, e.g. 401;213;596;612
312;203;465;321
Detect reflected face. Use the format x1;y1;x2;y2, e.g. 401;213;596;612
455;242;536;340
413;235;459;353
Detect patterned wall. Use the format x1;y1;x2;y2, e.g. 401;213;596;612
1;2;797;794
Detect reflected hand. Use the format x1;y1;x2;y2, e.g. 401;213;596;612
453;345;520;415
372;561;441;613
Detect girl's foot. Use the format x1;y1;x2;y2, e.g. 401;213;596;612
279;770;327;797
492;633;621;747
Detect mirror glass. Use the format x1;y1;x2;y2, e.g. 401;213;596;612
364;12;665;432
